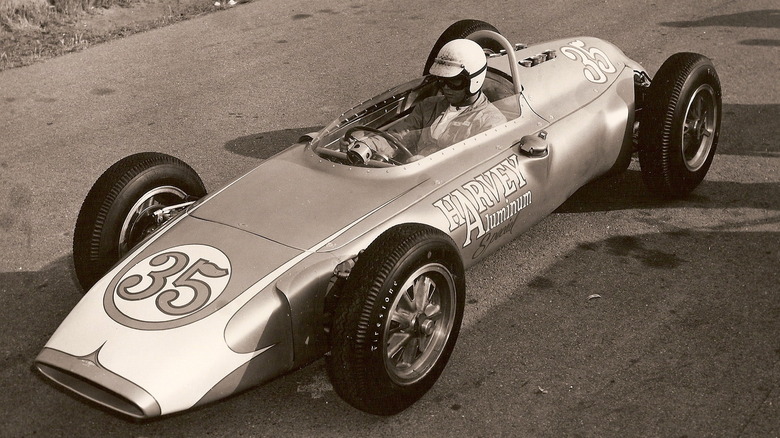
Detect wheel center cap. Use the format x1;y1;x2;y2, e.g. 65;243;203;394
419;319;435;336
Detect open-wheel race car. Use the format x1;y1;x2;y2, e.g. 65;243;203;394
35;19;721;419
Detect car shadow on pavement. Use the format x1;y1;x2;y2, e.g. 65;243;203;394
556;165;780;214
660;11;780;47
224;126;324;160
719;104;779;156
659;9;780;29
442;229;780;437
0;255;89;435
0;256;80;347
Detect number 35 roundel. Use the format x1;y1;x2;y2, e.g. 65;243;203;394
104;245;232;329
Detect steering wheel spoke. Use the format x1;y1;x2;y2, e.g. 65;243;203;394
343;125;414;166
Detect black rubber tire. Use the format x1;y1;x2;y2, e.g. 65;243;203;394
423;19;502;76
326;224;465;415
638;52;721;198
73;152;206;292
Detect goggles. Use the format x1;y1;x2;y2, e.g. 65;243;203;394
435;75;470;90
432;56;487;91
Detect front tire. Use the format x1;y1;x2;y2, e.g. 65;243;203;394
638;53;722;198
72;152;206;292
327;225;465;415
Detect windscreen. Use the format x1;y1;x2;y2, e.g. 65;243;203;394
310;72;521;166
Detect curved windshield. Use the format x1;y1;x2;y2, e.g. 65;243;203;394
311;71;521;167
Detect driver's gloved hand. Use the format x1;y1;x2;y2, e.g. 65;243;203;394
351;132;396;158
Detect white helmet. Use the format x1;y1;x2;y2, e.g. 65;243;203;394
429;39;488;94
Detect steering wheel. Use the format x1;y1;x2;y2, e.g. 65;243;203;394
343;126;414;164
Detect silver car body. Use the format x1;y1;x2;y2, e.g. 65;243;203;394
36;36;645;418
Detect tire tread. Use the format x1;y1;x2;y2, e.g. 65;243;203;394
72;153;205;291
327;224;464;415
638;52;721;198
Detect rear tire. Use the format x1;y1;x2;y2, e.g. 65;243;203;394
73;152;206;292
638;53;721;198
423;19;502;75
326;225;465;415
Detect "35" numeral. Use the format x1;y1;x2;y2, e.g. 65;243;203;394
116;251;229;316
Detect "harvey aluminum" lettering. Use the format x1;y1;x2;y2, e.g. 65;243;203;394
433;154;531;247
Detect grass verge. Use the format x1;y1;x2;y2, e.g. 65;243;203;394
0;0;217;71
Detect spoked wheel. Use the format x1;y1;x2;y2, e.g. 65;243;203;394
119;185;189;254
384;262;458;386
72;152;206;291
327;225;465;415
638;52;721;198
680;83;718;172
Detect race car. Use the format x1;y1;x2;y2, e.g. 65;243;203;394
34;19;721;419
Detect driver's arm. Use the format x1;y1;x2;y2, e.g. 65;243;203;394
351;99;432;160
385;104;426;154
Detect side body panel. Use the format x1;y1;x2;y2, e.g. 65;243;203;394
539;66;636;207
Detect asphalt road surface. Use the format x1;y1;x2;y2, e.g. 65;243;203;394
1;0;778;436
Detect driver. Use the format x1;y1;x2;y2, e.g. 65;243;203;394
357;38;507;161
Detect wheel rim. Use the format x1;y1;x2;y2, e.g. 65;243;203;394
118;186;188;256
383;263;456;386
681;83;717;172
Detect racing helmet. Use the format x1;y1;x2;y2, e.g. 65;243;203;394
429;39;488;94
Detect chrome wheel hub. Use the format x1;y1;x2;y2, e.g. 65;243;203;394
682;83;717;172
383;263;456;385
118;186;188;256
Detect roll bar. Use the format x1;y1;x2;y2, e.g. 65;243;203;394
467;30;523;95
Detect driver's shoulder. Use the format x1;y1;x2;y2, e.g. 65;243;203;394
419;95;449;110
412;95;450;124
473;94;508;124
